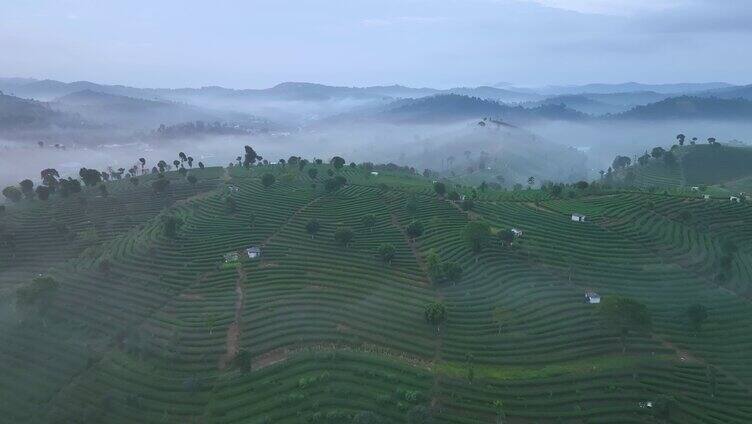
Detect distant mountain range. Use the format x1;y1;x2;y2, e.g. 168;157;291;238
3;77;752;134
536;82;735;95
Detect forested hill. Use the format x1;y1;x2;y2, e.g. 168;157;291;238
614;96;752;120
0;92;83;130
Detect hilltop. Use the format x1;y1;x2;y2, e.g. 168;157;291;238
2;153;752;422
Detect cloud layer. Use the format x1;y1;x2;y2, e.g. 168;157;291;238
0;0;749;88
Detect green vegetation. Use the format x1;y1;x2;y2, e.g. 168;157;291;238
1;151;752;423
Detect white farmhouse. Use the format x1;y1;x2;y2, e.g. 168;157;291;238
585;291;601;304
511;228;523;237
703;194;711;200
571;213;586;222
370;171;379;176
730;196;740;203
690;186;699;191
246;246;262;259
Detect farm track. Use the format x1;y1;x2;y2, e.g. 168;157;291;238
219;263;245;369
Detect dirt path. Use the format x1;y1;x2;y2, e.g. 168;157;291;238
388;212;431;286
218;263;246;369
260;196;320;247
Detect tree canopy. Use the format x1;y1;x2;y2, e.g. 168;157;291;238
462;221;492;253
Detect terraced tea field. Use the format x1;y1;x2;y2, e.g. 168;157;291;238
1;162;751;423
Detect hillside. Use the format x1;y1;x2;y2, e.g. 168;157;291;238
615;96;752;120
2;157;752;422
0;92;83;131
612;144;752;192
378;94;587;124
52;90;223;129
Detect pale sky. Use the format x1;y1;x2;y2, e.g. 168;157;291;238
1;0;750;88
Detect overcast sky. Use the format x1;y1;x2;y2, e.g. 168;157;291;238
1;0;750;89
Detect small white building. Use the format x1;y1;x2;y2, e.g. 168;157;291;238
585;291;601;304
703;194;711;200
223;252;239;263
638;401;654;409
511;228;523;237
370;171;379;176
730;196;740;203
228;185;240;193
571;213;586;222
246;246;262;259
691;186;699;191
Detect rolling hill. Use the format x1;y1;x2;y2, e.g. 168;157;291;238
614;96;752;120
0;92;84;131
52;90;223;129
2;158;752;422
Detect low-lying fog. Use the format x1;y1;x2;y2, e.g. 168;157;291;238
2;118;751;191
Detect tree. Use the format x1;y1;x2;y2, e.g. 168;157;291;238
498;229;515;246
707;137;717;145
551;184;563;197
306;219;320;239
462;221;492;254
461;198;474;211
637;152;651;166
178;152;187;162
79;168;102;186
187;175;197;190
236;349;252;373
406;220;424;242
361;213;377;232
139;157;146;172
663;151;677;166
575;180;589;190
198;161;205;170
35;185;50;201
676;133;685;146
162;215;183;238
527;176;535;188
308;168;318;179
652;394;676;420
687;304;708;333
612;155;631;170
152;177;170;194
225;196;237;214
99;184;108;197
19;179;34;199
2;186;22;203
334;226;354;247
433;181;446;197
173;159;180;168
131;177;139;187
261;173;276;188
243;145;260;167
378;243;396;264
442;261;463;284
651;146;666;158
492;400;506;424
405;195;419;215
598;296;651;352
447;191;460;201
16;275;59;325
41;168;60;189
424;302;447;334
330;156;345;170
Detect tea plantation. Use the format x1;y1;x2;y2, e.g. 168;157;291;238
1;159;751;423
